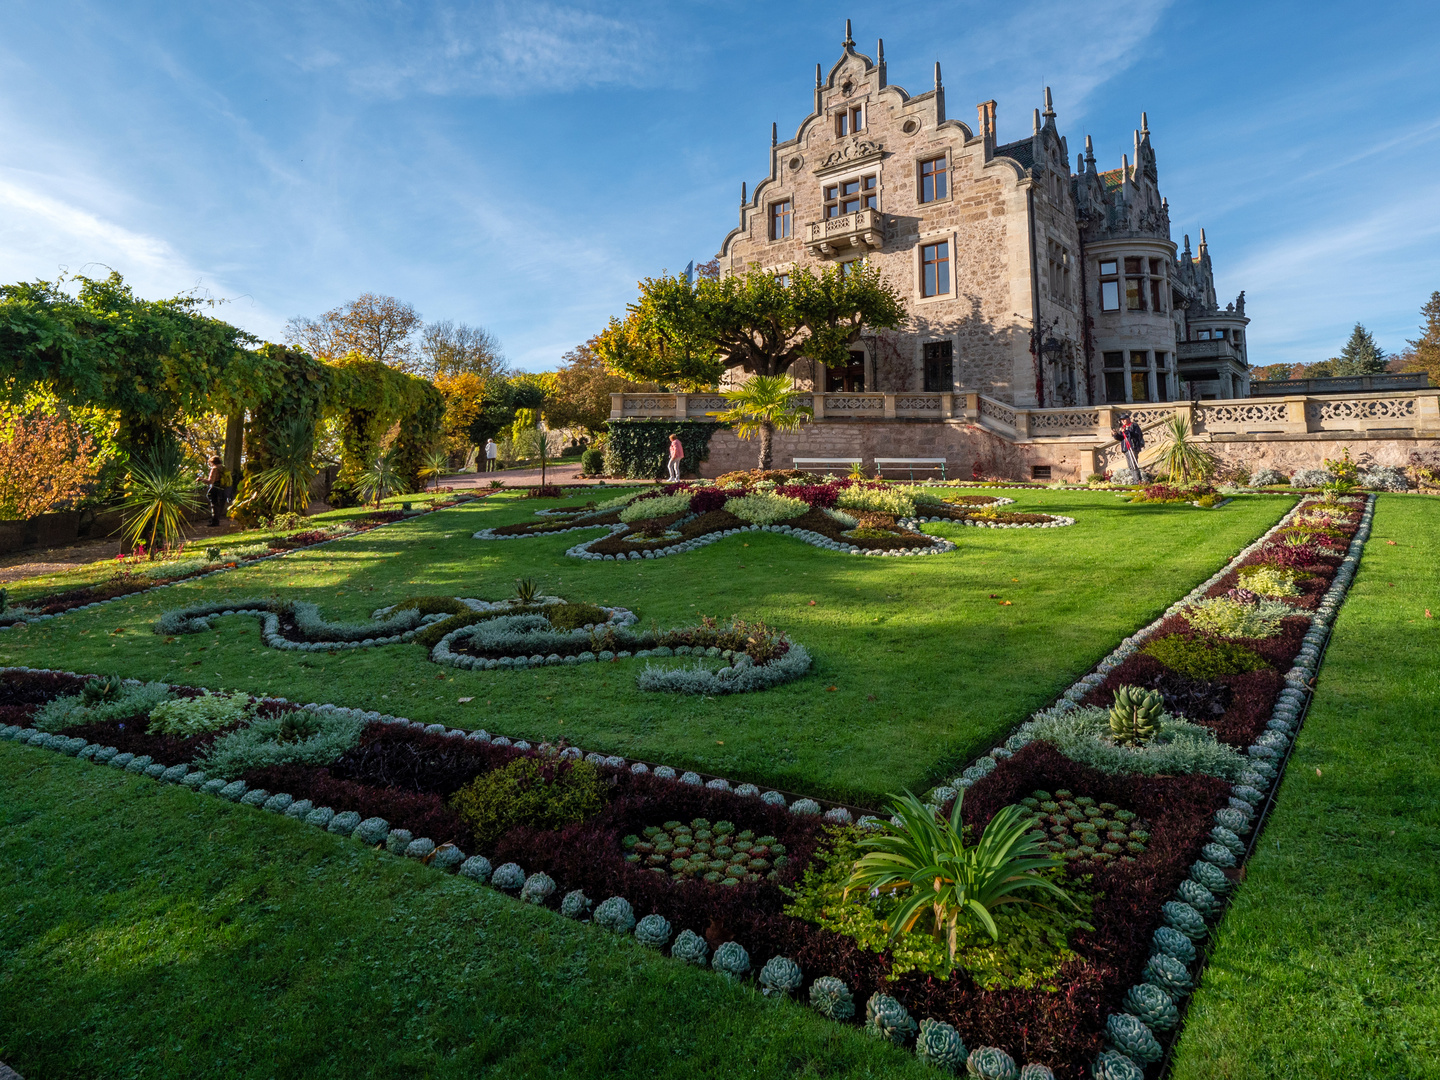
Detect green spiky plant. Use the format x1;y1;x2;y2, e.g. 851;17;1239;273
1143;414;1217;483
1108;685;1163;746
355;448;409;507
418;447;451;491
844;790;1072;961
709;374;814;470
253;418;318;515
513;577;540;604
120;442;203;559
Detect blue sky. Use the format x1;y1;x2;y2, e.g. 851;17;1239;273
2;1;1437;371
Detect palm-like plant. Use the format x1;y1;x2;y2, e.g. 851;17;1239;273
1143;415;1217;483
355;449;409;507
120;443;203;559
418;448;452;491
253;418;317;515
844;790;1071;961
710;374;813;470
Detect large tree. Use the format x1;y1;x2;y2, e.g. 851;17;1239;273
544;337;654;434
596;262;908;387
1332;322;1387;376
285;293;423;372
1402;291;1440;386
420;320;506;380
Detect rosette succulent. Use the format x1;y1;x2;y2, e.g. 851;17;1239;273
1105;1013;1161;1065
1108;685;1162;746
1092;1050;1145;1080
1177;878;1220;918
1213;806;1251;835
1200;842;1237;868
404;837;435;859
1123;982;1179;1033
711;940;750;979
916;1019;967;1072
1152;925;1196;964
758;955;803;996
327;810;362;836
1190;859;1230;895
1018;1065;1055;1080
559;889;590;919
809;976;854;1020
354;817;390;845
520;872;556;904
1163;900;1208;940
865;992;917;1045
593;896;635;934
432;845;465;872
634;914;672;948
966;1046;1019;1080
459;855;493;882
1209;825;1245;856
1144;953;1193;997
488;862;523;891
670;929;709;966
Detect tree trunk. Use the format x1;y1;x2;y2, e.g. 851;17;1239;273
759;422;773;469
223;412;245;493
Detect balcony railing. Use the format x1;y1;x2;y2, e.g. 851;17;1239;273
805;208;885;257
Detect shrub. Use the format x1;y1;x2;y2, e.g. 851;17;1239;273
1180;597;1290;640
1358;466;1409;491
1291;467;1328;488
636;644;811;695
837;485;915;517
1250;467;1288;486
199;710;366;779
579;447;604;476
618;492;692;522
32;681;173;733
1017;705;1248;779
393;595;470;617
1236;564;1302;598
545;602;610;631
147;691;252;736
525;485;564;499
449;757;606;846
1142;634;1268;678
723;492;808;525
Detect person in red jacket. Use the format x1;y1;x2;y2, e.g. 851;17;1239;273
666;433;684;482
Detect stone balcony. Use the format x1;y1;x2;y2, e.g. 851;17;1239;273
805;208;885;258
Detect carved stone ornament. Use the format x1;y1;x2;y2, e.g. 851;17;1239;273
819;137;884;171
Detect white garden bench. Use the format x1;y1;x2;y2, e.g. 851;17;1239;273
792;457;863;474
873;457;948;480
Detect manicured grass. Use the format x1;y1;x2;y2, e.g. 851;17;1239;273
0;489;1293;804
0;744;926;1079
1170;495;1440;1080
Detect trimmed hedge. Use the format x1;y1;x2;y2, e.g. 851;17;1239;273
602;419;725;479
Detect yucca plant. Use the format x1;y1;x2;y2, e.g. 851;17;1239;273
1144;414;1217;483
844;790;1072;961
355;449;409;507
709;374;813;470
513;577;540;603
121;443;203;559
253;418;317;515
418;448;452;490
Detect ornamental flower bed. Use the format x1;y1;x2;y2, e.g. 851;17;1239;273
474;474;1073;561
0;494;1376;1079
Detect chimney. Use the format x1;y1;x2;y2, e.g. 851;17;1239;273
977;99;997;156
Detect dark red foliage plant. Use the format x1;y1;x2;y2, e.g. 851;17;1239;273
326;723;526;797
239;764;468;846
686;485;734;514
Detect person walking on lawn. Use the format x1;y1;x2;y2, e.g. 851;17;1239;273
485;438;499;472
666;433;684;483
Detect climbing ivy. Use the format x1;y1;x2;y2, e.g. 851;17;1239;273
602;418;725;479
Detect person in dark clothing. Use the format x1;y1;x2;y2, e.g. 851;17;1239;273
198;456;225;526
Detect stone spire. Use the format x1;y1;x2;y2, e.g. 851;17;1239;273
843;18;854;47
1033;107;1041;135
1043;85;1056;121
771;121;777;147
1084;134;1096;172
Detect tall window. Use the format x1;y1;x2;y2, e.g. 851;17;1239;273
1124;257;1145;310
919;156;947;203
824;175;877;218
923;341;954;391
921;241;950;297
1099;260;1120;311
1130;350;1151;402
835;105;864;137
1103;351;1125;402
769;200;792;240
1154;353;1170;402
1149;258;1165;312
826;350;867;391
1047;240;1071;304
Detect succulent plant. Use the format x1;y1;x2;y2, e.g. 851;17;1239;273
384;828;412;854
305;806;335;828
711;940;750;979
634;913;672;948
1213;806;1251;835
966;1045;1019;1080
1017;1065;1055;1080
239;787;269;806
1177;878;1220;918
327;810;362;835
262;792;294;814
865;992;917;1045
519;871;555;903
593;896;635;934
915;1018;967;1072
1210;825;1245;856
1190;859;1230;895
1201;842;1237;868
1092;1050;1145;1080
1123;982;1179;1032
1108;685;1163;746
491;862;525;891
1105;1013;1161;1065
459;855;493;883
758;955;803;996
432;845;466;872
1163;900;1208;940
559;889;591;919
404;837;436;860
1144;953;1193;997
199;776;226;795
1152;925;1197;964
354;816;390;844
670;929;709;965
809;976;854;1020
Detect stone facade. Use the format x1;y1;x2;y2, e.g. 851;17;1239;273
719;24;1252;409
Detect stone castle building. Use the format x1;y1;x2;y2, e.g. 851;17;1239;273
719;24;1253;407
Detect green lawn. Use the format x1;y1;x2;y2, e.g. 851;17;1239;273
0;744;927;1080
0;489;1293;805
1170;494;1440;1080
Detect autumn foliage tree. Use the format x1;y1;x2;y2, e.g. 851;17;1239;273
544;337;655;435
0;404;98;519
1402;291;1440;386
285;293;424;372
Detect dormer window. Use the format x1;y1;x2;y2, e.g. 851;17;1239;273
824;174;877;218
769;200;792;240
835;105;864;137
